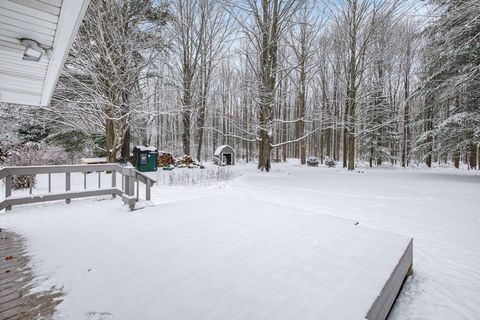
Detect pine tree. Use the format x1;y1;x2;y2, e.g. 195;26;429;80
360;80;398;167
418;0;480;168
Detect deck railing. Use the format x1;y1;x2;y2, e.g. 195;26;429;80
0;164;156;211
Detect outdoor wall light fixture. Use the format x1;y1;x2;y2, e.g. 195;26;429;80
20;39;44;61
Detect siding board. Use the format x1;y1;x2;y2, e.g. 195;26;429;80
8;0;61;16
1;1;59;23
0;14;57;35
0;24;55;45
0;8;58;30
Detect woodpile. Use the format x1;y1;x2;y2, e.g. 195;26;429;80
176;155;201;168
178;155;194;165
158;152;175;167
157;152;204;169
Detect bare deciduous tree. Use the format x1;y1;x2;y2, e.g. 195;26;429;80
50;0;169;162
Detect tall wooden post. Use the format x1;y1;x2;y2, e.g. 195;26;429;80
122;167;136;211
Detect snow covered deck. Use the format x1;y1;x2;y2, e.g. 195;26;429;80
0;192;412;319
0;230;60;319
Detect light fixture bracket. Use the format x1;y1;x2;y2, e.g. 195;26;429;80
20;38;43;62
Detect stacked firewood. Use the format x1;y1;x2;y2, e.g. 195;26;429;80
158;152;204;169
158;152;175;167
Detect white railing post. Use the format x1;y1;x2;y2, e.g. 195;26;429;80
146;180;151;201
136;178;139;202
122;167;136;211
111;170;116;198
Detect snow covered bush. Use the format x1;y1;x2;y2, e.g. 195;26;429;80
1;143;69;190
324;156;336;168
157;166;234;186
307;157;319;167
48;129;88;163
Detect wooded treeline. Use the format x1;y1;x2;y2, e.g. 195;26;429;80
4;0;477;171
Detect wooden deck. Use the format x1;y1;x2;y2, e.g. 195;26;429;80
0;197;412;319
0;229;61;320
366;239;413;320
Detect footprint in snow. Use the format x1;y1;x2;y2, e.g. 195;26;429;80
87;312;114;320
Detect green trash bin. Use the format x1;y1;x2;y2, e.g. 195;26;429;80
132;146;158;172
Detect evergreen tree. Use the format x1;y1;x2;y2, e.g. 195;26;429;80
418;0;480;168
360;80;398;167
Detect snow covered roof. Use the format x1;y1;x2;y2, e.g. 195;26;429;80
214;145;235;156
80;157;107;164
134;146;157;152
0;0;90;106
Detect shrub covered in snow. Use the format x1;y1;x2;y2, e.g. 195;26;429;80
307;157;319;167
1;143;69;190
48;129;88;163
157;166;233;186
324;156;336;168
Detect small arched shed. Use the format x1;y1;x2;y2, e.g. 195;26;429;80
214;145;235;165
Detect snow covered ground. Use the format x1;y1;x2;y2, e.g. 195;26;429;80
227;162;480;320
1;161;479;319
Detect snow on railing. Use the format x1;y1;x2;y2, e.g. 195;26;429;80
0;164;156;211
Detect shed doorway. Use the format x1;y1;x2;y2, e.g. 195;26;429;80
223;153;232;165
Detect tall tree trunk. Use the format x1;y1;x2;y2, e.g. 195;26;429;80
256;0;279;172
196;61;208;162
468;143;477;169
282;77;287;162
121;92;131;159
298;67;306;165
342;100;349;168
425;97;434;168
121;127;130;160
196;79;209;162
322;70;331;158
258;129;272;171
347;2;357;172
182;110;191;156
106;114;116;163
402;100;410;167
347;103;356;171
155;85;161;150
453;152;460;169
333;60;340;161
343;126;348;168
402;44;411;168
370;147;373;167
182;78;192;156
325;128;331;157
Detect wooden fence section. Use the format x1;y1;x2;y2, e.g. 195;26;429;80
0;164;156;211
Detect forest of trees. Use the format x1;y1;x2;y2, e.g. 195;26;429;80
1;0;479;171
